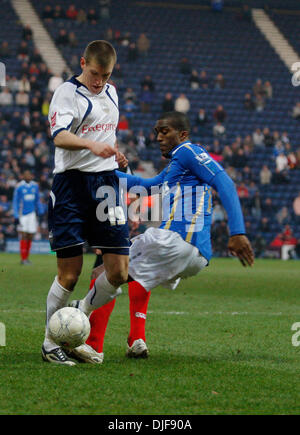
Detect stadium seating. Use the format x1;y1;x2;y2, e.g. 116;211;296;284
1;0;300;254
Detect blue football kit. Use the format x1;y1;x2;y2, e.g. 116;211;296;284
117;140;245;262
13;180;44;219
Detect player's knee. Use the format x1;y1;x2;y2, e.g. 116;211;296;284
107;269;128;287
57;270;81;291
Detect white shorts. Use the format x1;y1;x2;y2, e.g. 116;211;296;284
128;227;208;291
18;212;38;234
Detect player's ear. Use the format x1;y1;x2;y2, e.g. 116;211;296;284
180;130;188;141
80;57;86;69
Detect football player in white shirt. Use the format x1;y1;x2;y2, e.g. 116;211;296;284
42;40;129;365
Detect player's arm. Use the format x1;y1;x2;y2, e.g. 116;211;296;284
211;172;254;267
12;186;20;220
115;169;166;192
180;147;254;267
49;85;116;158
54;130;116;158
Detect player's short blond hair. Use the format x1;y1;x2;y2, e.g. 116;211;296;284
83;40;117;67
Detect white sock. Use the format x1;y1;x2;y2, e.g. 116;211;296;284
43;276;71;352
80;272;122;316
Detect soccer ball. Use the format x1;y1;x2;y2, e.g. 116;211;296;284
48;307;90;349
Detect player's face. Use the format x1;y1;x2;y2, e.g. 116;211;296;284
23;171;33;183
154;120;188;157
79;57;115;94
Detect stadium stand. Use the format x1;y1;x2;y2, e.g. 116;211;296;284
1;0;300;259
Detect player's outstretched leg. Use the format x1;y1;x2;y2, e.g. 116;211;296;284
66;278;116;364
126;281;151;359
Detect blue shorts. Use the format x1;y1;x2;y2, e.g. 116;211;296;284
48;170;130;254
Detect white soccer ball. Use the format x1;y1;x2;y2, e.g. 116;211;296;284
48;307;90;349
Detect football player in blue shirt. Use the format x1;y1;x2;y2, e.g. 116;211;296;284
12;170;44;265
68;111;254;364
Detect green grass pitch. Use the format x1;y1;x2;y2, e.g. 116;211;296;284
0;253;299;415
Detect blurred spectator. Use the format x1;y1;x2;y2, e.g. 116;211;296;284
100;0;111;20
276;206;290;226
17;41;30;61
213;104;227;123
0;41;11;58
243;135;254;151
275;152;289;173
56;29;69;46
140;75;155;92
244;93;255;110
262;197;274;217
253;233;266;258
212;199;226;223
124;87;137;103
161;92;175;113
139;85;154;113
68;32;78;48
222;146;233;165
127;42;138;62
287;148;298;169
195;108;209;129
255;94;265;112
292;101;300;120
30;48;43;65
174;93;190;114
137;33;150;56
66;4;78;20
22;24;33;41
213;122;226;138
76;9;87;23
272;168;289;184
123;99;137;118
0;87;13;106
112;63;124;88
199;70;209;89
48;74;63;93
87;8;99;24
264;81;273;98
281;131;290;145
117;114;130;141
179;57;192;75
259;164;272;185
293;192;300;223
252;128;264;147
189;70;200;89
42;5;54;20
15;90;29;106
263;127;274;147
259;216;270;232
214;73;225;89
53;5;65;19
253;78;265;98
231;148;247;168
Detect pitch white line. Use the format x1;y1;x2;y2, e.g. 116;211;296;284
0;309;299;317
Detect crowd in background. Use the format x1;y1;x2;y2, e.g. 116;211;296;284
0;2;300;260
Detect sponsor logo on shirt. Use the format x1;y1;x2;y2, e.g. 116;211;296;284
196;152;211;164
81;123;117;134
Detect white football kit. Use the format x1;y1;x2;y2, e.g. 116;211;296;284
128;227;208;291
48;76;119;173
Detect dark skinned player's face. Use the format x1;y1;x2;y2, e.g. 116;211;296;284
154;119;189;157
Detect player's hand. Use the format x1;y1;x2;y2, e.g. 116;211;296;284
89;142;117;158
116;151;128;168
228;234;254;267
